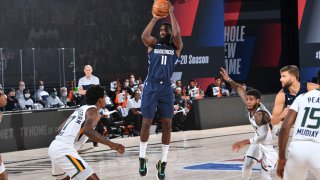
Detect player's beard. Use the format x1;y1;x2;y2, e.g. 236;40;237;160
247;103;259;111
282;80;292;88
158;34;171;45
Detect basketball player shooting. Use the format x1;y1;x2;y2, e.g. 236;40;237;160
139;0;183;179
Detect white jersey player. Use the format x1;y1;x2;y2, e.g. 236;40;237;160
277;89;320;180
48;85;125;180
220;67;278;180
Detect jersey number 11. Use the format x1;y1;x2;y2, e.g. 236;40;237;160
161;55;167;65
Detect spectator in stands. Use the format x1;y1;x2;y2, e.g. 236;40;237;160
104;91;114;110
173;87;187;131
125;90;142;135
5;88;19;111
19;89;34;110
128;80;137;96
121;78;133;96
45;88;64;108
186;80;200;100
78;65;100;105
34;80;49;107
138;83;144;94
15;81;25;100
205;77;230;97
129;74;138;86
175;80;182;90
60;87;71;106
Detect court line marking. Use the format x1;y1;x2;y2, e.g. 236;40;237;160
4;131;254;165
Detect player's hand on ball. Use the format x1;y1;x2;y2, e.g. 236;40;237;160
110;143;125;154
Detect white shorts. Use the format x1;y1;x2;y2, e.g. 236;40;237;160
48;140;94;180
0;161;5;174
245;144;278;172
284;141;320;180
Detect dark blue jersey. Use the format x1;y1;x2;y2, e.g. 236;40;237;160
283;81;307;106
145;43;179;83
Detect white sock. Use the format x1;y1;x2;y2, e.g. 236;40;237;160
0;161;5;174
139;141;148;158
161;144;170;162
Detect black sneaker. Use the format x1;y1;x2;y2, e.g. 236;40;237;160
156;160;167;180
139;157;148;176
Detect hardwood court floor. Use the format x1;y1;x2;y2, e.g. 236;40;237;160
2;125;316;180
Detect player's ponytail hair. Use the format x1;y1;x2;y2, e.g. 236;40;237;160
85;85;105;105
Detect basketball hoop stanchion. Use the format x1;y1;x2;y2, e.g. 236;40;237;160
19;49;23;81
62;48;65;87
0;48;3;90
32;48;36;103
73;48;76;89
58;48;62;88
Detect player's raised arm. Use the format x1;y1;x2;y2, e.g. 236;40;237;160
83;108;125;154
168;1;183;54
220;67;247;104
141;16;159;49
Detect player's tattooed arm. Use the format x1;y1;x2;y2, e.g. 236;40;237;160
220;67;246;104
84;108;125;154
254;111;270;126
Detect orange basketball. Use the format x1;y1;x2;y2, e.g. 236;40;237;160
0;94;6;107
152;0;169;17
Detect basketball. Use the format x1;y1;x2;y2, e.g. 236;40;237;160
152;0;169;17
0;94;6;107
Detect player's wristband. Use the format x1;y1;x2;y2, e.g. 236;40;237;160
227;78;232;82
249;138;255;144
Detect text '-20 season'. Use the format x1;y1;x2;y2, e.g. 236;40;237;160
178;54;209;65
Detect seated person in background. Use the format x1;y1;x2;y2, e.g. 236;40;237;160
6;88;19;111
138;83;144;94
15;81;25;100
34;80;49;107
186;80;200;100
122;78;134;96
18;89;34;110
125;90;142;134
205;76;230;97
46;88;64;108
173;87;187;131
60;87;71;106
174;80;182;91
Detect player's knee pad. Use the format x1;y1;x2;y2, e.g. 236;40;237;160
0;161;5;174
